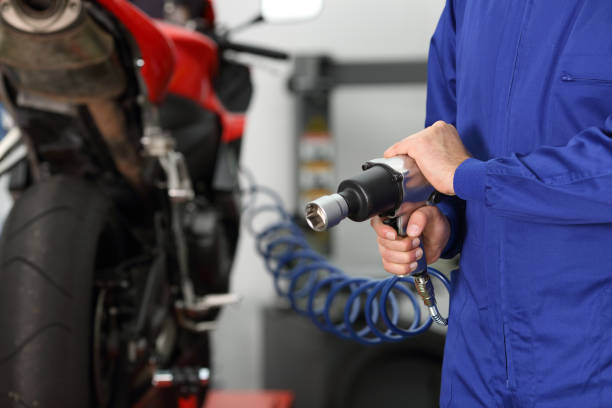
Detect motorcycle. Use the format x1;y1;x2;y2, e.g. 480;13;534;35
0;0;320;406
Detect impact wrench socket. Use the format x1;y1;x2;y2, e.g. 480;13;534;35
305;155;448;326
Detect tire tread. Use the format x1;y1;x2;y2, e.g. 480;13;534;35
0;177;112;408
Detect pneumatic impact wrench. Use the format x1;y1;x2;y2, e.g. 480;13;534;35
304;155;448;326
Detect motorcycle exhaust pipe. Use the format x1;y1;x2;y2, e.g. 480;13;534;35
0;0;140;191
0;0;125;101
0;0;82;33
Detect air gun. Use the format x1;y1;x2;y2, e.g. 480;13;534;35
304;155;448;326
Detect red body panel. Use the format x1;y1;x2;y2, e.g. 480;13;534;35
203;0;215;27
156;22;245;143
97;0;176;104
155;21;218;102
97;0;244;142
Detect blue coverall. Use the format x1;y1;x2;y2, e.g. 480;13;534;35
429;1;612;406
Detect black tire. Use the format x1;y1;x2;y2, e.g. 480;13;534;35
0;177;113;408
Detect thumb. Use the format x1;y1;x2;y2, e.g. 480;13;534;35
405;207;431;237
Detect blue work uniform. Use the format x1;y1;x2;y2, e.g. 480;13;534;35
429;1;612;406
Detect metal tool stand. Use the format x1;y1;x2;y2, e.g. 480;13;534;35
288;56;427;254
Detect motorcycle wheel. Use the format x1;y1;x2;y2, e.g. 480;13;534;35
0;176;120;408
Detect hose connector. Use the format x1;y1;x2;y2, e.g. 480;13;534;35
412;272;448;326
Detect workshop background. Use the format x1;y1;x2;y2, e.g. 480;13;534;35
211;0;448;405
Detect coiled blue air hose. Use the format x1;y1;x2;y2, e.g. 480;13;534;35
242;176;453;345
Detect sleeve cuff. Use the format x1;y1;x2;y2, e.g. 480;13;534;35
453;158;487;202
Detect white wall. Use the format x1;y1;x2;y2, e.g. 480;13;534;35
211;0;445;390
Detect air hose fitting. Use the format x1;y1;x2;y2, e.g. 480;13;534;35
413;272;448;326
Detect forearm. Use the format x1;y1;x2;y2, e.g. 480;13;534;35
454;116;612;224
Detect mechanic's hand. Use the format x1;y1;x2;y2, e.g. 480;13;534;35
371;206;450;275
384;121;471;195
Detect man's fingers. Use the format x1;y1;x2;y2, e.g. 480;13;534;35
378;243;424;264
383;143;400;158
384;138;410;158
377;236;420;252
384;129;428;158
370;216;397;240
382;259;418;276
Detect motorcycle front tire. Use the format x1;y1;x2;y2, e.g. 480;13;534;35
0;176;116;408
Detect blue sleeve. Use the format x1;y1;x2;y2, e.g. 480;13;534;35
436;195;465;258
454;115;612;224
426;0;465;258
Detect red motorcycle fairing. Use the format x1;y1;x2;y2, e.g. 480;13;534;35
96;0;176;104
156;21;246;144
96;0;244;143
203;0;215;27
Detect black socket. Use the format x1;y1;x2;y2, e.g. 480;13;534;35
337;165;402;222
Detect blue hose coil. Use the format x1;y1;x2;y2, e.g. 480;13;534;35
243;181;454;345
